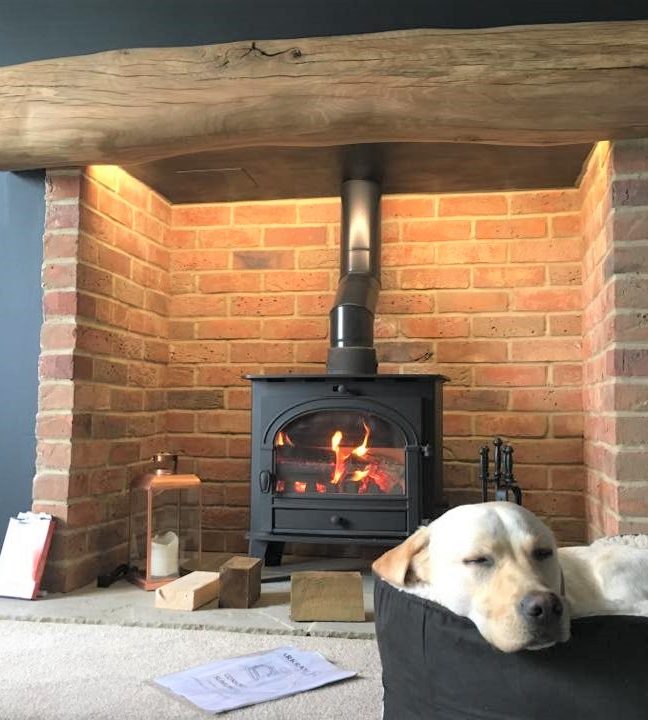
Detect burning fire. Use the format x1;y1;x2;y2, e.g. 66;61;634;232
275;419;403;495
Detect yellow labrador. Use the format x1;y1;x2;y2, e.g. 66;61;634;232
373;502;648;653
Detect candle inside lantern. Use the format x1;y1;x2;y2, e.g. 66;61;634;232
150;530;179;578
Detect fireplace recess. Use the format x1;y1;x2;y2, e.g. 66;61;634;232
247;373;446;564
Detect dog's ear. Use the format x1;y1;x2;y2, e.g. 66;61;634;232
372;527;430;586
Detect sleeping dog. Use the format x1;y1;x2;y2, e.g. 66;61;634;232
372;502;648;652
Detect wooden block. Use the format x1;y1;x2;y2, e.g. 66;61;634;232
290;571;365;622
219;556;262;609
154;571;220;611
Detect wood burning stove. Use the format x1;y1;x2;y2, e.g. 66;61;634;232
248;374;446;564
248;174;446;564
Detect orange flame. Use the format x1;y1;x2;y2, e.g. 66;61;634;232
352;422;371;458
294;481;307;493
331;430;346;484
276;431;293;447
351;468;370;482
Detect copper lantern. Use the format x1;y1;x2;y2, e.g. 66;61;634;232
128;453;202;590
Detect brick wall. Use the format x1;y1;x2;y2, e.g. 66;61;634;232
38;160;628;590
582;140;648;537
34;167;171;591
166;188;586;550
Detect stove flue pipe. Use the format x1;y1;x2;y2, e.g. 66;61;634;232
326;178;381;375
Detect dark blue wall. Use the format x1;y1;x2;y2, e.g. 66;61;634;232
0;1;646;67
0;172;45;530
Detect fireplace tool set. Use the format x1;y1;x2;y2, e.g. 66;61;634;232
479;437;522;505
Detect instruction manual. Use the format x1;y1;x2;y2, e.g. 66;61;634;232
154;645;356;714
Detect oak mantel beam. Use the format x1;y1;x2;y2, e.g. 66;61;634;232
2;21;648;170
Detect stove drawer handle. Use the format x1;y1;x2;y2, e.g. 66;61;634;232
330;514;345;527
259;470;274;493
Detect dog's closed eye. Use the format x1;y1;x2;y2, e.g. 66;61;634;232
463;556;493;566
532;548;554;561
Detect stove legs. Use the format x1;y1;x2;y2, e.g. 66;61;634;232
249;539;285;566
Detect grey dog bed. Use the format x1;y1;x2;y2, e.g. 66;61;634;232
374;577;648;720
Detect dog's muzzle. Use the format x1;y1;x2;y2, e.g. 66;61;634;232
519;591;565;645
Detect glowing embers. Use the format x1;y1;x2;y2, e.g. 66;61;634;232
273;412;405;496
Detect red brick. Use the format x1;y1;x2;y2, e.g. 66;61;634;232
233;250;294;270
197;411;250;434
553;414;584;438
264;226;327;247
196;365;258;387
165;228;196;249
513;288;582;312
552;364;582;385
509;190;579;215
227;436;251;458
297;293;335;315
402;220;471;242
474;414;548;438
230;342;295;363
476;218;546;239
46;202;80;231
436;340;508;363
612;207;648;242
512;338;581;362
170;295;227;317
382;197;435;218
611;178;648;207
172;204;231;226
377;293;435;315
552;214;581;238
170;342;228;364
77;264;112;295
39;354;74;380
43;291;77;317
80;206;114;244
297;249;337;269
41;322;77;351
400;267;470;289
474;365;546;387
133;211;164;243
473;315;545;338
233;203;296;225
36;441;72;471
524;491;584;516
199;271;262;293
264;270;329;292
439;194;507;216
298;201;340;223
231;295;294;316
43;262;77;290
97;191;132;227
549;314;582;336
43;232;78;260
551;466;586;491
171;249;228;271
510;239;583;263
383;244;436;267
437;291;508;313
473;266;545;288
196;319;261;339
437;242;507;265
199;227;261;248
203;506;249;530
549;265;582;286
400;317;469;338
295;343;327;363
168;435;228;458
262;318;327;340
46;172;81;201
443;413;473;436
226;388;251;410
510;388;582;412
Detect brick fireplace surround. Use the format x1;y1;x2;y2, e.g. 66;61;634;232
32;139;648;592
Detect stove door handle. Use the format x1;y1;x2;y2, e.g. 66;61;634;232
330;514;345;527
259;470;274;493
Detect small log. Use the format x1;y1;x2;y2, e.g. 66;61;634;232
219;556;262;609
290;571;365;622
154;571;220;611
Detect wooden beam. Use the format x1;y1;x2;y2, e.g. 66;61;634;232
1;21;648;170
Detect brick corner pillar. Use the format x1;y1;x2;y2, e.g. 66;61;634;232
582;139;648;538
32;168;90;592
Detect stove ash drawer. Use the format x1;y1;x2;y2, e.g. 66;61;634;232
273;507;407;534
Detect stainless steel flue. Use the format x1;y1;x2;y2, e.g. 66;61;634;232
326;178;381;374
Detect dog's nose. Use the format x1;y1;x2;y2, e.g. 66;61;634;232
519;592;563;623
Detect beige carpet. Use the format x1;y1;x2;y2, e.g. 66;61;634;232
0;619;382;719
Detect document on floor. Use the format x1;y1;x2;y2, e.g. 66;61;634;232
154;646;357;714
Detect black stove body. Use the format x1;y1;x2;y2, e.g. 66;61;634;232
248;373;446;564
